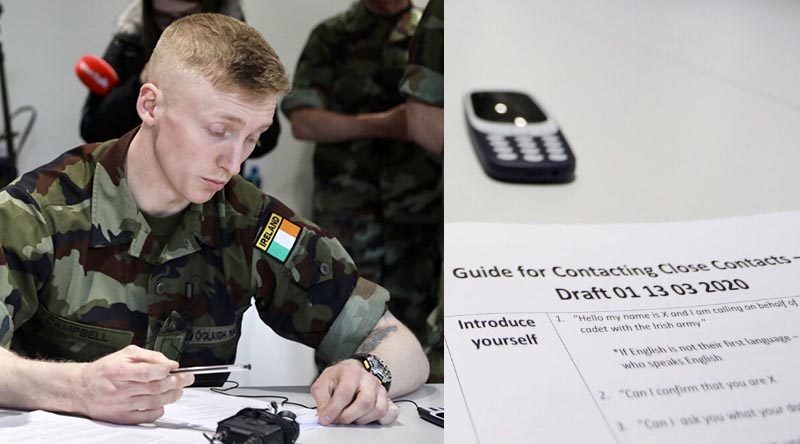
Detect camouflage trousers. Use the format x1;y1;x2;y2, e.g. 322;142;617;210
313;208;442;382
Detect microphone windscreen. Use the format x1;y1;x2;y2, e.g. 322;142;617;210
75;55;119;96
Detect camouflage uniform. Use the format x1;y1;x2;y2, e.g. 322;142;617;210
0;129;388;386
399;0;444;108
281;2;443;351
398;0;444;383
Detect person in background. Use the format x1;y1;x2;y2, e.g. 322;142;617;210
282;0;443;372
80;0;281;159
1;13;427;427
401;0;443;156
399;0;444;383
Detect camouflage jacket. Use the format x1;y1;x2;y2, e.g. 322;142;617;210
281;1;442;224
0;129;388;385
399;0;444;107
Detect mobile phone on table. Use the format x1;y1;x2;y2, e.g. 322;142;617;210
417;406;444;427
464;90;576;183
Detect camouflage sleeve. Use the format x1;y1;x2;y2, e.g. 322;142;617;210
280;23;337;116
251;197;389;364
0;253;11;347
316;277;389;363
399;0;444;107
0;188;53;349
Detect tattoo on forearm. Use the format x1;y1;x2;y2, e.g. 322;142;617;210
356;326;397;354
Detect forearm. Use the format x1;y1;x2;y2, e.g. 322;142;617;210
288;108;404;143
0;347;84;413
355;311;429;397
0;345;191;424
407;100;444;155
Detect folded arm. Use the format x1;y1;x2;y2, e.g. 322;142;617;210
287;105;409;144
407;99;444;155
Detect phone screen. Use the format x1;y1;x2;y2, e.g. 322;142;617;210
470;92;547;124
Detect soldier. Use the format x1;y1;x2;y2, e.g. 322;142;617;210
399;0;444;383
0;13;428;426
282;0;443;368
401;0;444;156
79;0;281;160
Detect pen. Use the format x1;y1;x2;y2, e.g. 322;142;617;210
171;364;252;375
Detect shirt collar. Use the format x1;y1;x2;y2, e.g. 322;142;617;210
89;127;222;264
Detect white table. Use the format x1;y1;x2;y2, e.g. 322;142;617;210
0;384;443;443
239;384;443;443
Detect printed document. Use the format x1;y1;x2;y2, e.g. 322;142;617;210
445;213;800;443
0;389;318;443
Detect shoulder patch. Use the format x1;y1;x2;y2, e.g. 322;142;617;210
255;213;301;262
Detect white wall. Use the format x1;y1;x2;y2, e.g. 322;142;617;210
236;0;359;388
1;0;355;386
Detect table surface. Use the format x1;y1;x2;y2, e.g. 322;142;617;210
0;384;443;443
445;0;800;225
240;384;443;443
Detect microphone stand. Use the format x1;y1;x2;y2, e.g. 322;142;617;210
0;1;17;188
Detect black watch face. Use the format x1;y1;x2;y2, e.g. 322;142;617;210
470;91;547;124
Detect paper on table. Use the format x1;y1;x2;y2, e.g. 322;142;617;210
0;389;319;443
160;388;319;431
445;212;800;444
0;410;201;443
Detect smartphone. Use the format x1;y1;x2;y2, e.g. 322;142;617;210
417;406;444;428
464;90;575;183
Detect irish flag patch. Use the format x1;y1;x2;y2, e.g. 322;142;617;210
255;213;300;262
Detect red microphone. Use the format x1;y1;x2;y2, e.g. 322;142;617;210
75;55;119;96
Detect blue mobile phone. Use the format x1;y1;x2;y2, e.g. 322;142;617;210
465;90;576;183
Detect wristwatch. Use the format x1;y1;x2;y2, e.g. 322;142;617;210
350;353;392;392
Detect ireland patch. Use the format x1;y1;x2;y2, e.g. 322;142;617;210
255;213;300;262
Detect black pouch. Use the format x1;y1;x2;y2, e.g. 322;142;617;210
210;403;299;444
